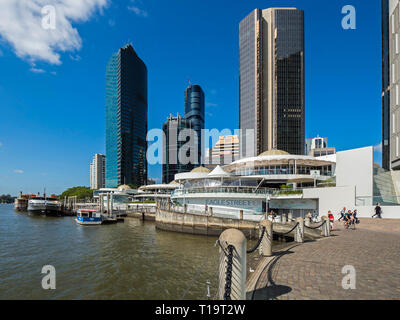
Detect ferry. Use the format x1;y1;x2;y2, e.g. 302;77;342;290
75;209;102;225
14;194;34;212
28;196;62;216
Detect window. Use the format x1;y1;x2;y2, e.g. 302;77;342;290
393;63;396;84
397;34;399;54
394;113;396;134
397;136;399;157
397;85;399;105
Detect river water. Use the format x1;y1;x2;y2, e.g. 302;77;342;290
0;204;221;300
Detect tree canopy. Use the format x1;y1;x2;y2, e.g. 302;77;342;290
59;186;93;200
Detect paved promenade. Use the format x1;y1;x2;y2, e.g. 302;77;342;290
246;219;400;300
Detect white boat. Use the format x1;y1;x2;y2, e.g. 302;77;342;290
75;209;102;225
28;197;62;216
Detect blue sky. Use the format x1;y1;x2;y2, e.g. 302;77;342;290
0;0;383;196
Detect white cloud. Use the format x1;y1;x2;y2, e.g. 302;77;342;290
30;67;46;73
0;0;108;65
128;1;148;17
374;142;382;153
14;169;24;174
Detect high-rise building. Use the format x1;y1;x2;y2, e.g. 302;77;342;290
204;135;240;169
90;154;106;190
239;8;305;157
162;113;194;184
383;0;400;170
382;0;391;170
105;44;148;188
305;136;336;157
184;84;205;165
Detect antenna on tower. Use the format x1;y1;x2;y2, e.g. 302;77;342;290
188;78;191;86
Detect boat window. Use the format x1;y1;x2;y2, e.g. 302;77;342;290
81;213;88;217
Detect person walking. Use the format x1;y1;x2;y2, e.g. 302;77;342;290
344;210;352;229
338;207;346;222
372;203;382;219
328;211;334;231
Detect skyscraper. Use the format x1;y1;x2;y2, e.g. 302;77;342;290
90;154;106;190
382;0;400;170
162;113;194;184
105;44;148;188
239;8;305;156
184;84;205;165
382;0;391;170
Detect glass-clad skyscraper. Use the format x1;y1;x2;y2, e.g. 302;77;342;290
239;8;305;156
184;84;205;166
162;113;194;183
106;44;148;188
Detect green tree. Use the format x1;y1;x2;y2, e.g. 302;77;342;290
59;186;93;200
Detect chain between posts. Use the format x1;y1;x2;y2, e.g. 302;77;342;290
246;226;266;254
273;222;300;236
304;220;326;230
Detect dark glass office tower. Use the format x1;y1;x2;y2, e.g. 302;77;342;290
239;8;305;156
105;44;148;188
162;114;194;184
382;0;390;170
184;84;205;165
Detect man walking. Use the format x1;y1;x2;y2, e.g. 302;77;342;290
338;207;346;222
372;203;382;219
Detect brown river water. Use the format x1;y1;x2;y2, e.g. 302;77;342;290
0;204;223;300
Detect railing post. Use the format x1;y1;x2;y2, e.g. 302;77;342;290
259;220;272;257
218;229;247;300
168;202;171;211
294;217;304;243
209;207;213;217
288;212;293;222
240;210;243;220
321;216;330;237
184;204;187;214
281;213;287;224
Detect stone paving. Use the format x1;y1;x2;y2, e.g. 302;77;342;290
247;220;400;300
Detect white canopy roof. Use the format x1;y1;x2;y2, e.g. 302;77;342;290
208;165;231;178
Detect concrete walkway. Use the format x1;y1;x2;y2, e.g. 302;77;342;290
246;219;400;300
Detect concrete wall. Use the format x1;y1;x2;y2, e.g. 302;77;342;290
156;209;260;239
355;205;400;219
392;171;400;198
336;146;374;205
303;186;356;215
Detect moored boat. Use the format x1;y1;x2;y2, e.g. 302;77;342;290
75;209;102;225
28;196;62;216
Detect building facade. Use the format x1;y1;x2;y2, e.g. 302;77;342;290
383;1;400;170
105;44;148;188
239;8;305;157
204;135;240;169
184;84;205;166
90;154;106;190
162;113;194;184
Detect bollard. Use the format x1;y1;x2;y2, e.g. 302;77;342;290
294;217;304;243
184;204;187;214
218;229;247;300
209;207;213;217
321;216;330;237
288;212;293;221
240;210;243;220
259;220;273;257
281;213;287;224
168;202;171;211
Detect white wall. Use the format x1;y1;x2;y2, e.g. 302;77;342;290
336;146;374;205
355;205;400;219
303;186;356;215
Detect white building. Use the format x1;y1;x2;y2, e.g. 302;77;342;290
172;147;400;219
90;154;106;190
